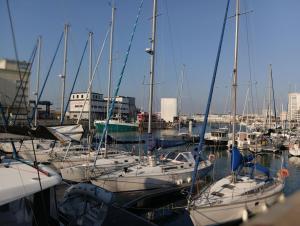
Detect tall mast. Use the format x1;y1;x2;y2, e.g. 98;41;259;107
104;4;116;157
232;0;240;147
60;24;69;124
268;64;272;129
147;0;157;137
88;32;93;131
34;36;41;127
178;64;185;133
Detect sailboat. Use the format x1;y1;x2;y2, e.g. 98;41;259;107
90;0;213;192
60;4;142;182
188;0;285;225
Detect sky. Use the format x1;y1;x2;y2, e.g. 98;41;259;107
1;0;300;115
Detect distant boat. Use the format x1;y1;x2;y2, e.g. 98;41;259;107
204;128;229;146
289;140;300;156
94;119;138;133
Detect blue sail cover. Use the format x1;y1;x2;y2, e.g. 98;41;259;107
231;146;243;172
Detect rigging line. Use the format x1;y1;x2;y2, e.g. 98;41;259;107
13;44;38;125
93;0;145;166
6;0;30;111
29;32;64;123
0;102;18;158
61;39;89;124
187;0;230;207
76;25;111;123
8;42;38;123
30;136;50;226
270;65;277;128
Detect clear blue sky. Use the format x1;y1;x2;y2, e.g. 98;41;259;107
1;0;300;115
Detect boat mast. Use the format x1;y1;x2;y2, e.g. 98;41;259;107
178;64;185;133
268;64;272;129
147;0;157;153
88;32;93;131
232;0;240;148
104;4;116;157
60;24;69;125
34;36;42;127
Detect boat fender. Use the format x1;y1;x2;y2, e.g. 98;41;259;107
176;179;183;185
261;203;268;212
187;177;192;183
242;208;249;222
278;193;285;203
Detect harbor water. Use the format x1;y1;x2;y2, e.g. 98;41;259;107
105;123;300;225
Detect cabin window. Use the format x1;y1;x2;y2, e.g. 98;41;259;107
221;184;235;189
211;192;224;197
165;152;176;160
175;154;188;162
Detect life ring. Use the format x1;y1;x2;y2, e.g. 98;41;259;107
278;168;289;178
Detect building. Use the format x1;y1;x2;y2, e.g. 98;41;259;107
288;93;300;121
161;98;177;123
0;59;31;121
68;92;136;122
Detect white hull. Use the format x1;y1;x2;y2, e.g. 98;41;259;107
91;161;212;192
289;149;300;156
0;159;61;206
189;175;284;226
190;190;282;226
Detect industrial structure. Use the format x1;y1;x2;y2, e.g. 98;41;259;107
160;98;177;123
68;92;137;122
0;59;31;122
288;92;300;121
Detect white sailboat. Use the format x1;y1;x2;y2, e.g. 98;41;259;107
60;4;142;182
90;0;213;193
91;151;212;192
189;1;285;225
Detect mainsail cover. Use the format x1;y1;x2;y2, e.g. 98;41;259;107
231;146;243;172
47;124;83;142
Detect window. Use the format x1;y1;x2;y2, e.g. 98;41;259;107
77;95;79;98
81;95;83;98
165;152;177;160
175;154;188;162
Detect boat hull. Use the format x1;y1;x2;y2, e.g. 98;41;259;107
189;184;283;226
91;163;213;192
94;121;138;133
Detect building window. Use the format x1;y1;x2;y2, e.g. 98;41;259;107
81;95;83;98
77;95;79;98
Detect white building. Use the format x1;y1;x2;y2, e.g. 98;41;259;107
0;59;31;121
68;92;135;121
288;93;300;121
161;98;177;123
